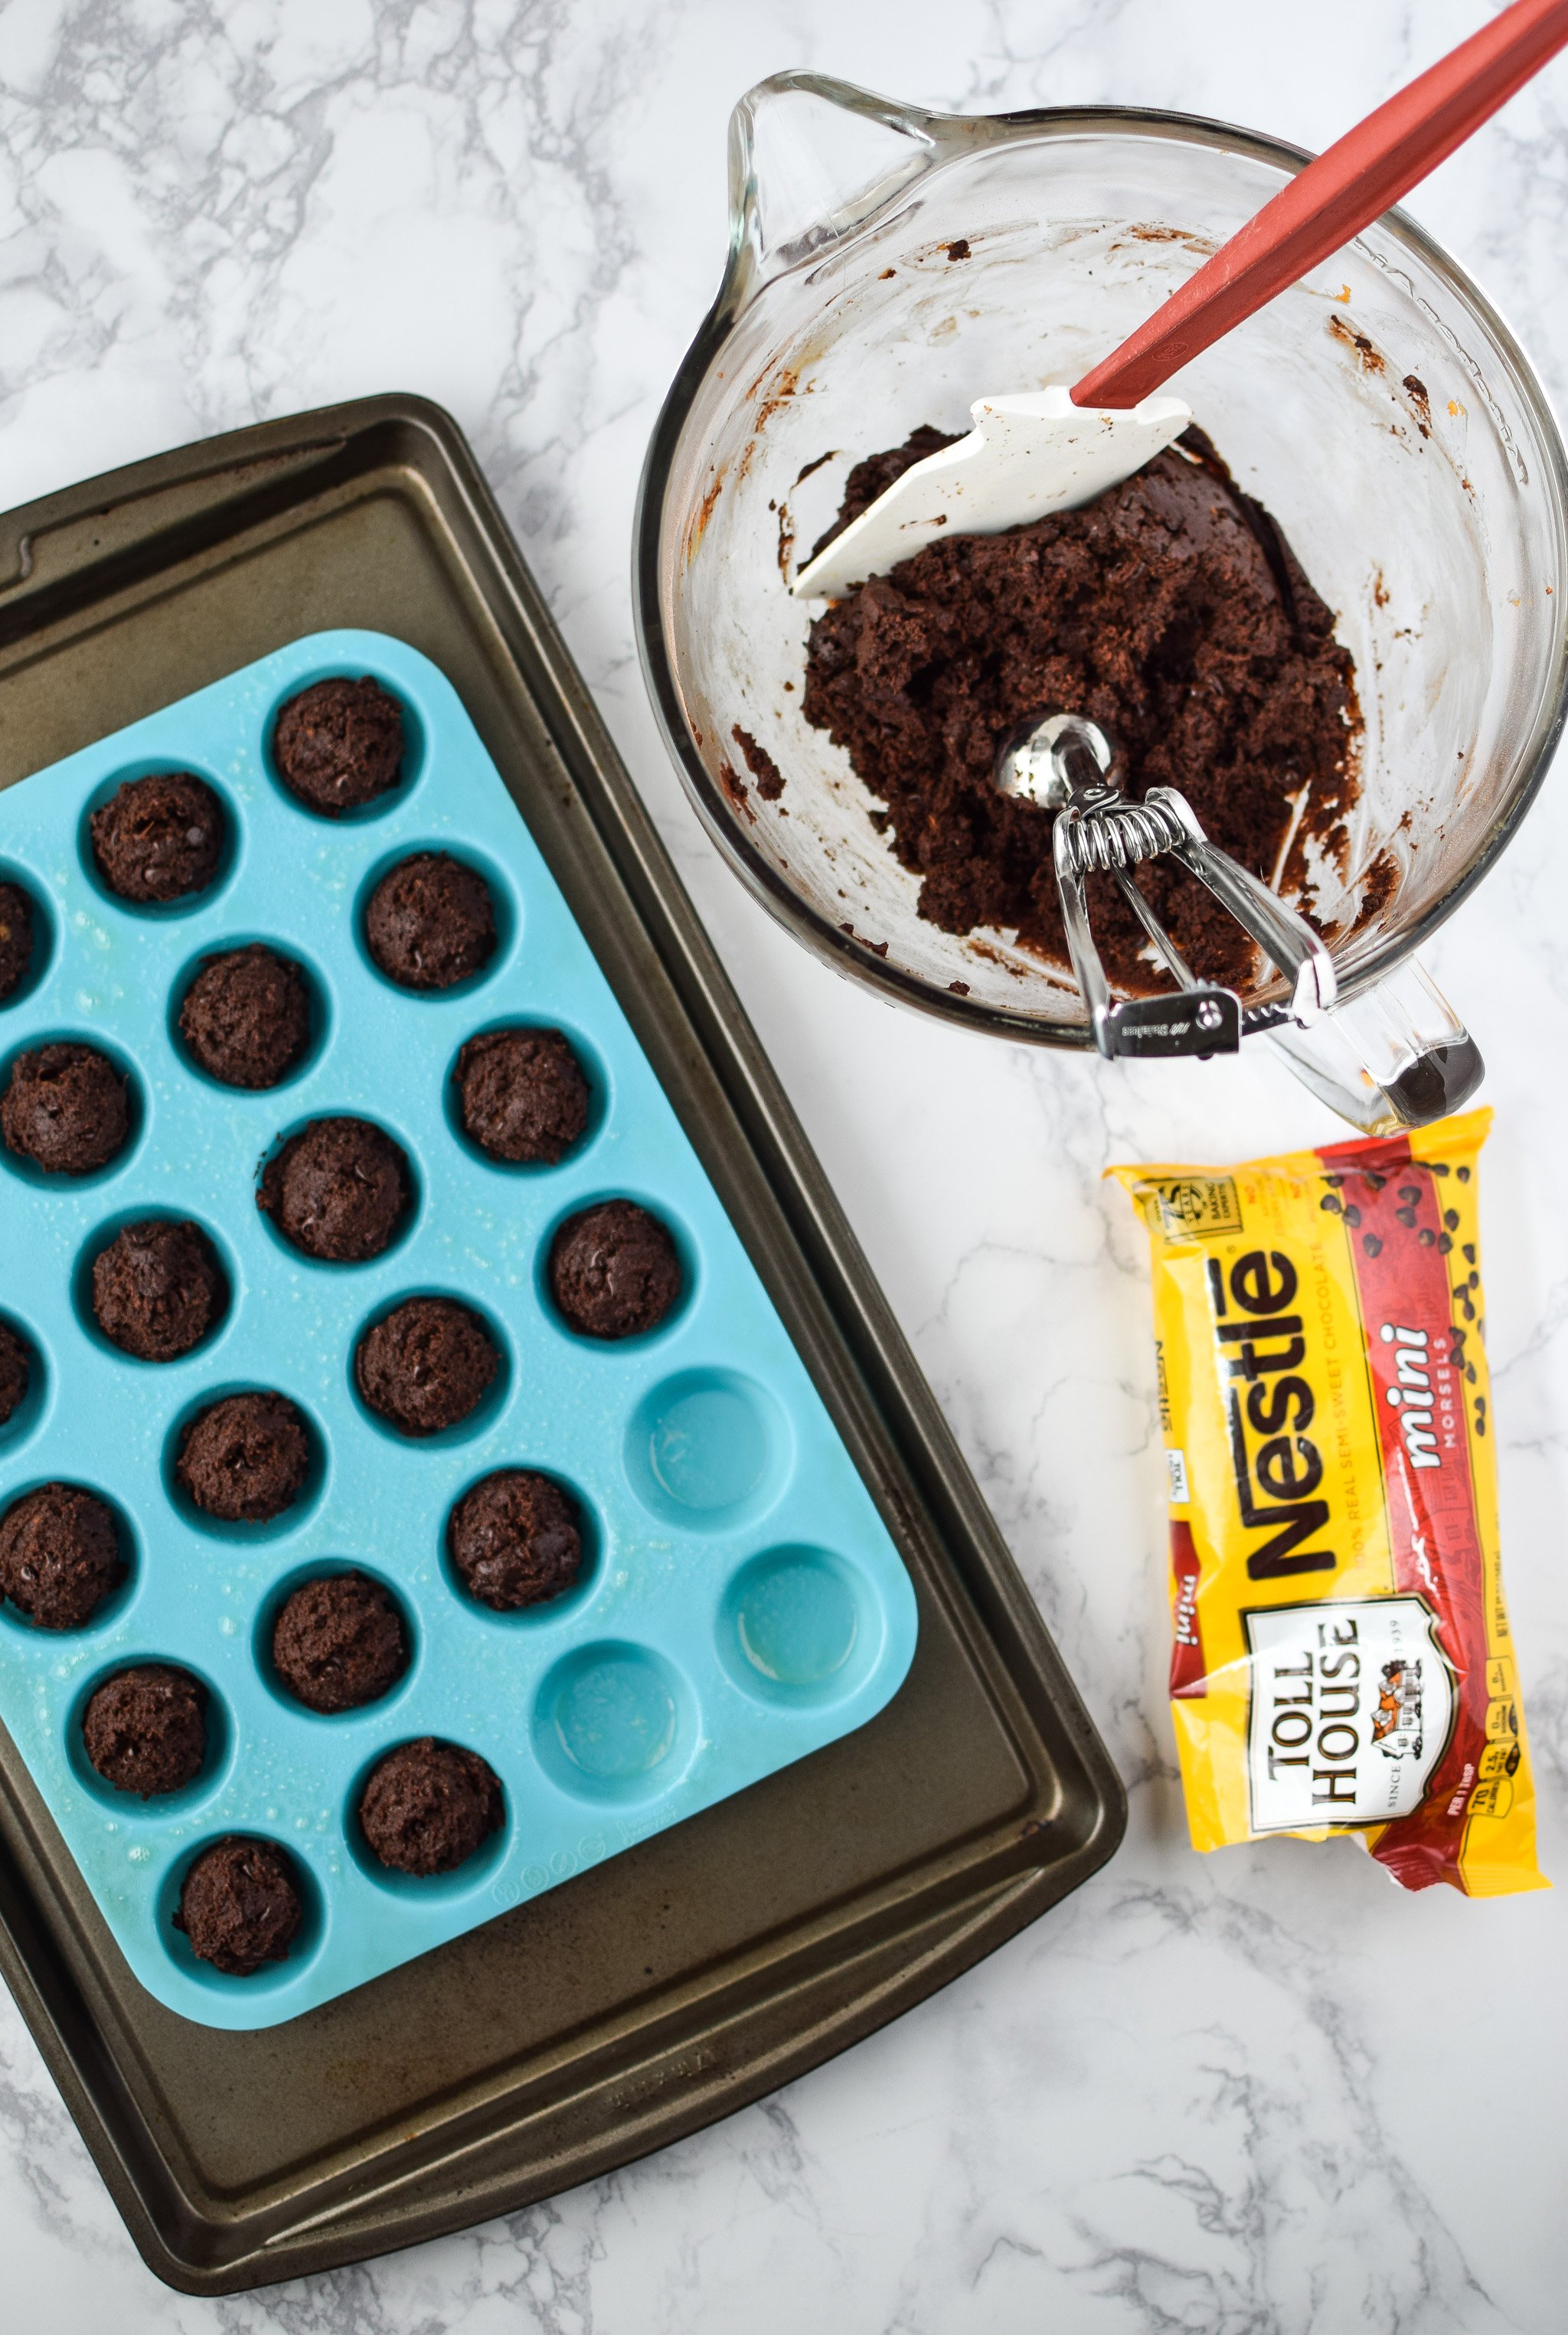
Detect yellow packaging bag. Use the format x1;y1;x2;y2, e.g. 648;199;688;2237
1109;1108;1544;1896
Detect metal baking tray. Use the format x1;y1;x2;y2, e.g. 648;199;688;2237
0;395;1125;2294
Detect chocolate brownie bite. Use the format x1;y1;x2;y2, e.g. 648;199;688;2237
88;772;226;905
454;1027;590;1166
0;1321;31;1428
0;1483;124;1629
83;1664;206;1798
354;1297;500;1438
91;1218;227;1361
548;1200;682;1340
273;677;404;818
271;1572;408;1714
0;880;34;1002
176;1391;312;1524
174;1837;303;1977
259;1116;410;1263
358;1739;503;1877
364;852;496;991
1;1042;130;1176
447;1470;584;1611
179;944;312;1089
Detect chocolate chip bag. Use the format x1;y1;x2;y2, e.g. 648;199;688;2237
1108;1109;1544;1896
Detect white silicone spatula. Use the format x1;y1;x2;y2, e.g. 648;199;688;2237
792;0;1568;601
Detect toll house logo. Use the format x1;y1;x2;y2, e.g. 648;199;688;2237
1243;1598;1455;1832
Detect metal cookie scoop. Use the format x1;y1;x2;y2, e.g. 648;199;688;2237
995;712;1337;1060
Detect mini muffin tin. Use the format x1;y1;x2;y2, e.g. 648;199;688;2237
0;628;919;2030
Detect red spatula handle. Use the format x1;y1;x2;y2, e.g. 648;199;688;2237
1073;0;1568;409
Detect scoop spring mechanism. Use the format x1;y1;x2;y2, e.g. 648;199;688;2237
995;712;1338;1061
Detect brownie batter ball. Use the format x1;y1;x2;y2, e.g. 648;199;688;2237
0;1321;31;1428
447;1470;584;1611
91;1218;227;1362
179;944;312;1090
0;879;34;1002
89;772;226;905
0;1483;124;1629
176;1392;312;1524
259;1115;410;1263
358;1738;504;1877
174;1837;303;1977
273;677;405;817
454;1027;590;1166
548;1200;681;1340
364;852;496;991
354;1297;500;1438
1;1042;130;1176
271;1572;408;1714
83;1664;206;1798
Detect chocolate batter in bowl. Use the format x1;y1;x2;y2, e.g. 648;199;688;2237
635;80;1568;1105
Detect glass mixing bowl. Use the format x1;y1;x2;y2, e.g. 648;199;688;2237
634;76;1568;1115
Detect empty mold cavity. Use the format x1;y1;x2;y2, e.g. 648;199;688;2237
0;862;54;1008
253;1111;423;1269
0;1031;145;1190
0;1479;140;1638
343;1741;510;1899
71;1207;236;1367
157;1835;326;1996
263;668;426;823
168;936;332;1092
443;1015;609;1171
536;1192;697;1346
348;1288;514;1449
77;763;239;918
163;1384;327;1543
0;1311;48;1453
440;1465;603;1625
531;1641;695;1806
66;1655;233;1817
717;1547;878;1709
254;1562;418;1719
624;1368;789;1530
355;841;518;998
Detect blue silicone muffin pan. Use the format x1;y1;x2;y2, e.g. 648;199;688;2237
0;628;918;2030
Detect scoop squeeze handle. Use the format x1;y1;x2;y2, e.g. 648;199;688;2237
1073;0;1568;410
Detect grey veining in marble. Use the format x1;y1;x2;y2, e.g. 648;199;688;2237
1;2;1566;2328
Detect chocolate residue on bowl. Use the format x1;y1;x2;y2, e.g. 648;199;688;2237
800;425;1362;994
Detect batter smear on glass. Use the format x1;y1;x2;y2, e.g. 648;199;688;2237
801;426;1362;993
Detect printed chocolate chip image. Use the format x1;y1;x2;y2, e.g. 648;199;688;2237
447;1469;584;1611
0;1482;125;1629
174;1837;304;1976
0;1320;29;1427
89;772;226;905
271;1573;408;1714
273;677;404;817
90;1218;228;1361
0;879;35;1001
548;1199;681;1339
358;1738;503;1876
175;1391;312;1524
178;944;312;1089
364;851;496;991
259;1116;410;1262
354;1296;500;1438
1;1042;130;1176
83;1664;207;1798
453;1027;590;1166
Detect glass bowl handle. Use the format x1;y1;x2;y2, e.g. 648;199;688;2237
1266;958;1485;1132
724;73;1004;311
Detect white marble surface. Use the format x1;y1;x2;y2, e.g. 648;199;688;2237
2;2;1567;2326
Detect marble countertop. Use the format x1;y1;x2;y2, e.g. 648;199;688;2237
3;3;1567;2328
